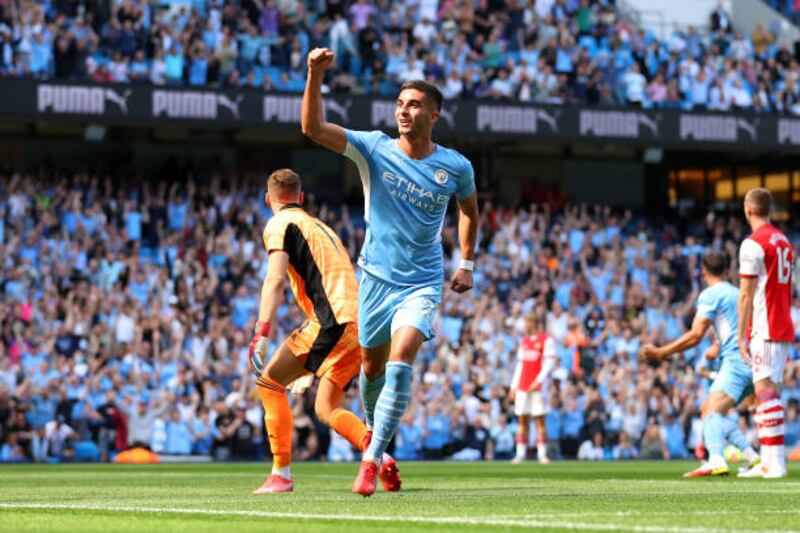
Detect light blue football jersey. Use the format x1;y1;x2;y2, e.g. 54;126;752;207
343;129;475;286
695;281;742;362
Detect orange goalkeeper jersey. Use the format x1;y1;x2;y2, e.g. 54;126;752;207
262;204;358;327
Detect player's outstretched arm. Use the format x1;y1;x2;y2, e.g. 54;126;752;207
450;192;479;293
736;276;757;365
301;47;347;154
641;315;711;360
258;250;289;326
248;251;289;376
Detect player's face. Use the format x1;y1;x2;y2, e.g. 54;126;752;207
524;319;536;335
395;89;439;138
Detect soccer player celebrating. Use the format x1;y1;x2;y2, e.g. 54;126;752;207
302;48;479;496
737;188;794;479
642;252;759;477
249;169;400;494
509;314;556;464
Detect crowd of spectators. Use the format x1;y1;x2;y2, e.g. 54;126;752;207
764;1;800;25
0;165;799;464
3;1;800;113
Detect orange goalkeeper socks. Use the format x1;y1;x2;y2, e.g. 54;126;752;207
256;375;292;469
330;407;369;451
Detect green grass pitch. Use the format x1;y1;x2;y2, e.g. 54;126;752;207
0;461;798;532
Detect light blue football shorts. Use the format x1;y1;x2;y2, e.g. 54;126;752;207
709;356;754;405
358;270;442;348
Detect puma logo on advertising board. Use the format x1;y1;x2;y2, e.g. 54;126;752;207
777;118;800;144
152;90;242;119
263;95;351;124
679;115;758;142
37;85;131;115
579;110;659;138
476;105;560;134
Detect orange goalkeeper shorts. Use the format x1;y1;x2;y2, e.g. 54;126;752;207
284;321;361;391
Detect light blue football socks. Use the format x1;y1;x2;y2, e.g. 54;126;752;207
359;368;385;430
363;361;412;464
703;412;725;461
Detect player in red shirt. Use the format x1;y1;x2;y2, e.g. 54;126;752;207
510;314;557;464
737;188;794;479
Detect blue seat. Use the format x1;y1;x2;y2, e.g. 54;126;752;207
73;440;100;462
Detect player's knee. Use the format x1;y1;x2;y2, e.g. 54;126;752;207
362;359;384;380
314;397;335;425
361;345;389;379
389;328;425;364
388;343;418;365
705;394;730;414
756;386;780;403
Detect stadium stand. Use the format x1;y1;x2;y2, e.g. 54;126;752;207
2;0;800;112
0;168;797;463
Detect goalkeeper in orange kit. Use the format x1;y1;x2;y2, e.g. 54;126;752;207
249;168;401;494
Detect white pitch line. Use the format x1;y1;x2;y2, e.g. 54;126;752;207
0;472;350;480
0;503;796;533
524;510;800;518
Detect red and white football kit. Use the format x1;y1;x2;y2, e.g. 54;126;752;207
511;333;557;417
739;223;794;476
738;223;794;384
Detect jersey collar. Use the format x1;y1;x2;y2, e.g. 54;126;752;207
280;203;302;211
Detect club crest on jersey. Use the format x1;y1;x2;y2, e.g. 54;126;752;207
434;169;449;185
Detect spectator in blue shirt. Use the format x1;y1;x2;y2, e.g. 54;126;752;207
394;413;424;460
165;410;192;455
29;32;52;76
664;414;688;459
0;433;26;463
237;23;263;75
230;287;257;330
188;43;209;86
561;396;584;458
191;407;214;455
422;403;451;460
165;46;185;84
612;431;639;460
32;390;58;429
491;416;515;460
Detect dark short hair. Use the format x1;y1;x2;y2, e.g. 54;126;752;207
744;187;772;217
701;252;727;277
399;80;443;111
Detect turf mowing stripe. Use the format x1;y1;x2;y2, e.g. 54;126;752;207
0;503;796;533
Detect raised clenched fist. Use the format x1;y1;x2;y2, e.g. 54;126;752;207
307;48;335;73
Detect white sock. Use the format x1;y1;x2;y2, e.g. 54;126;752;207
362;451;382;467
537;443;547;459
272;465;291;479
743;447;758;464
516;443;527;459
760;445;773;467
707;454;727;468
775;445;786;469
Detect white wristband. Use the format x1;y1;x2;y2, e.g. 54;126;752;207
459;259;474;272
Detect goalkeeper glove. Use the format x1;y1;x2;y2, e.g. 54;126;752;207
248;321;271;378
